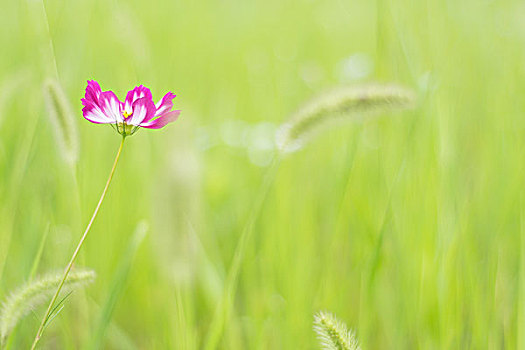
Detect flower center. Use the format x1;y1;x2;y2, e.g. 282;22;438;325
122;110;131;119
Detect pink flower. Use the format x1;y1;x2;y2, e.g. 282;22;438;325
81;80;180;136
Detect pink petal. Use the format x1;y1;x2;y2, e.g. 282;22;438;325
82;100;114;124
140;110;180;129
83;80;102;105
99;91;124;123
127;97;156;126
154;92;176;118
124;85;152;114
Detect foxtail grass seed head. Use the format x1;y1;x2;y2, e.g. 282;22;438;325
276;84;416;153
43;79;80;165
313;311;361;350
0;269;96;343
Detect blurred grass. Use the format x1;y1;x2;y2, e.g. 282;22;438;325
1;0;525;348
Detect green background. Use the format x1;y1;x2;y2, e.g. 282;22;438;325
1;0;525;348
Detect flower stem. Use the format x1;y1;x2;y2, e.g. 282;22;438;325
30;136;126;350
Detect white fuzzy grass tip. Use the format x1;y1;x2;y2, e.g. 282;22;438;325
0;269;96;343
314;311;361;350
276;84;415;153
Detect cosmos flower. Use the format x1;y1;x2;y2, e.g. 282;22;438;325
81;80;180;136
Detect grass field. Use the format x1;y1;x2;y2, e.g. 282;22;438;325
1;0;525;348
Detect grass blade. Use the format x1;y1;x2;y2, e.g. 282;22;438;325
28;224;50;282
85;221;148;350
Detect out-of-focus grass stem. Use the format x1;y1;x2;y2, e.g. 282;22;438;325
518;194;525;349
29;224;51;282
0;101;42;285
85;221;148;350
204;156;281;350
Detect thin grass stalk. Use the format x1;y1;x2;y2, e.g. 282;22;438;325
29;224;51;282
0;0;59;287
204;156;281;350
0;91;43;285
86;221;148;350
0;69;31;129
311;131;361;299
174;286;197;350
84;299;139;350
519;195;525;349
30;136;126;349
28;0;59;79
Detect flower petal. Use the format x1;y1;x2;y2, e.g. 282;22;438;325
127;97;156;126
154;92;176;117
83;80;102;105
99;91;124;123
140;110;180;129
124;85;152;114
82;101;113;124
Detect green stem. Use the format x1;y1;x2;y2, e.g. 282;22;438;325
30;136;126;350
204;156;281;350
